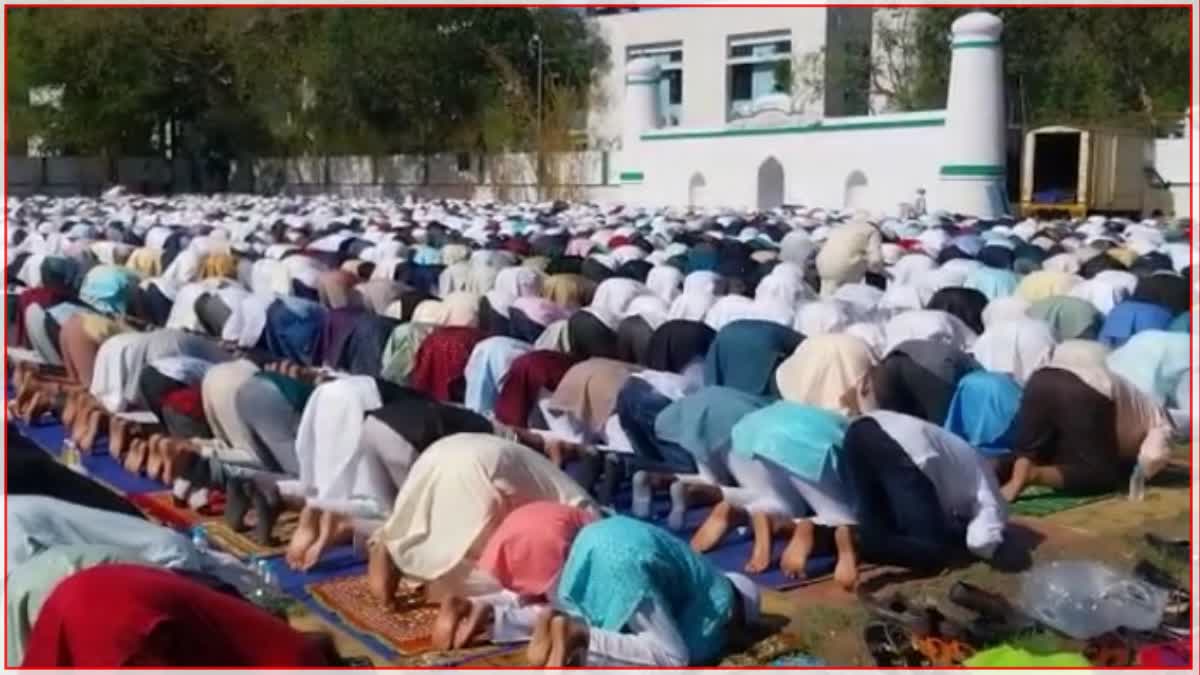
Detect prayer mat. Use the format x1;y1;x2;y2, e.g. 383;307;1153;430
203;511;300;558
263;546;364;593
392;644;519;667
653;503;836;590
130;490;214;529
308;576;440;656
1010;486;1114;517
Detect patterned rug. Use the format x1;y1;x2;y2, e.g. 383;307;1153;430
203;510;300;558
307;575;441;655
129;491;218;529
1010;486;1114;517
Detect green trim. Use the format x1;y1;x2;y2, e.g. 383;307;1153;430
939;164;1005;177
951;39;1001;49
625;77;659;85
641;116;944;141
619;171;644;182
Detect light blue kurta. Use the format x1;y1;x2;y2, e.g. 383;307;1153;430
555;516;735;665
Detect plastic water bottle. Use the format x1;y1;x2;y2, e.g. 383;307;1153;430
1128;464;1146;502
190;526;209;552
246;556;289;616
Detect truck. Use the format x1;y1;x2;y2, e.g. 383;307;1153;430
1018;125;1175;219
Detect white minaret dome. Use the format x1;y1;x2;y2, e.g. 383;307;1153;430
625;57;661;82
951;11;1003;40
937;11;1007;217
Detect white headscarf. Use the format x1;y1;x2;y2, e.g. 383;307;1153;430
970;317;1056;384
587;278;650;328
981;296;1032;328
485;267;542;319
794;300;852;337
645;265;684;304
883;309;978;353
667;271;723;322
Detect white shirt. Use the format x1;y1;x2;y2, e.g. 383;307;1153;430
869;410;1007;559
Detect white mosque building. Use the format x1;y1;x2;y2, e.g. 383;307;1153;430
590;9;1012;218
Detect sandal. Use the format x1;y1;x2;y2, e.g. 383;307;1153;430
863;622;926;667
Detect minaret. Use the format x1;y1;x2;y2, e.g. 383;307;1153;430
620;57;661;201
937;11;1007;217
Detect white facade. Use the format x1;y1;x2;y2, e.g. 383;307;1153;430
587;7;875;148
610;11;1010;218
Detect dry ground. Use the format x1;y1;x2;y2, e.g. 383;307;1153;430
290;450;1192;667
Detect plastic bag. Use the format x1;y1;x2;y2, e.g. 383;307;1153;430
1019;560;1167;639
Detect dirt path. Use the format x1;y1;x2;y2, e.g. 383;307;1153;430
763;466;1191;666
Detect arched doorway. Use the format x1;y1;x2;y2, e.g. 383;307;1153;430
688;172;707;207
756;157;784;210
844;170;868;209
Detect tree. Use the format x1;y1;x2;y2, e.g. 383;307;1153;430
909;7;1191;129
6;7;609;164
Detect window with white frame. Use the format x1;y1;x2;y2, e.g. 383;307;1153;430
726;31;792;119
627;42;683;127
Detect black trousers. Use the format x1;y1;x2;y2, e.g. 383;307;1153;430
842;417;960;572
137;366;187;426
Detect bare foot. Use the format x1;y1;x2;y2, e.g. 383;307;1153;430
780;519;815;579
433;597;471;650
79;409;105;452
832;525;859;591
62;391;80;425
367;539;398;609
526;609;555;667
19;391;47;422
109;418;128;457
691;501;735;553
124;439;148;473
546;614;588;667
298;510;352;571
1000;480;1023;503
453;600;494;648
286;506;320;570
162;439;194;482
744;511;774;574
69;403;92;444
145;435;167;481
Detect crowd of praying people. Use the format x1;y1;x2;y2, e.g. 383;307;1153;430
5;188;1193;667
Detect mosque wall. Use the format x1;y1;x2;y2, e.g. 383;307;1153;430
623;110;945;213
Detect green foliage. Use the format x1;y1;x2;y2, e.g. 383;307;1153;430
6;7;608;158
909;7;1190;128
772;59;793;94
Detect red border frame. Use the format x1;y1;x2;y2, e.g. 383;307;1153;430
2;3;1190;667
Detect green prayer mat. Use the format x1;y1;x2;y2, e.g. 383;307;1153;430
1010;486;1113;517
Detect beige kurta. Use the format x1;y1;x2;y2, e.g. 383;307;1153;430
376;433;592;581
814;221;883;296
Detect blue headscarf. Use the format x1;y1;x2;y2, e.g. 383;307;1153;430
78;265;138;315
943;371;1022;457
731;401;848;481
1098;300;1173;347
1168;311;1190;333
964;266;1019;301
1107;330;1190;407
263;296;327;365
412;245;442;266
655;386;771;459
463;336;532;415
703;320;802;397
